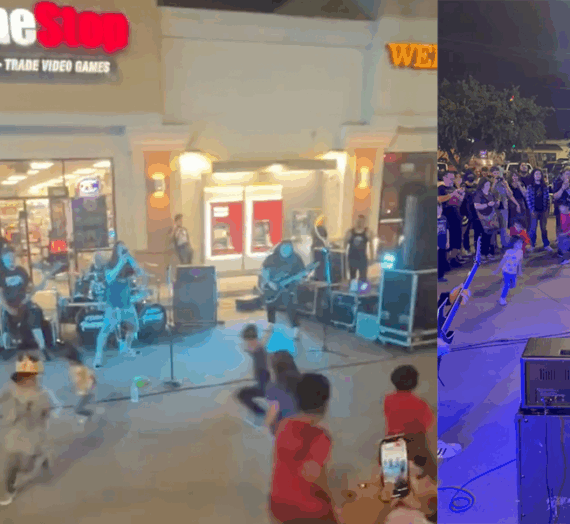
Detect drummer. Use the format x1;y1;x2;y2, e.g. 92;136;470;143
93;242;146;369
85;252;106;302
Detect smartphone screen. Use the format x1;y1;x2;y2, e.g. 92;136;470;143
380;437;409;498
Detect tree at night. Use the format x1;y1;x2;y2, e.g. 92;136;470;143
439;76;554;170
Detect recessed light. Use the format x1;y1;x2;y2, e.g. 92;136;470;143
29;162;54;170
1;180;18;185
7;176;27;181
27;170;39;175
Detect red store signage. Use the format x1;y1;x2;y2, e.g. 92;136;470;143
0;1;129;54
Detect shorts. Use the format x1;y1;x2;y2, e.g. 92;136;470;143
104;305;139;332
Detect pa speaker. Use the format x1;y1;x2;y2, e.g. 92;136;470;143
401;188;437;270
173;266;217;325
313;249;345;283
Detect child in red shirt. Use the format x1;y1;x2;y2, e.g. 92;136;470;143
509;218;531;255
384;365;436;479
558;204;570;265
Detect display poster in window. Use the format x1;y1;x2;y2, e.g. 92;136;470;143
72;196;108;250
250;200;283;253
210;202;243;256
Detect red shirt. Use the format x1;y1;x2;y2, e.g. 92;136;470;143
384;391;434;436
561;213;570;235
270;419;335;522
509;226;531;254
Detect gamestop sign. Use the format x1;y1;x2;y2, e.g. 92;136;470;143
0;2;130;83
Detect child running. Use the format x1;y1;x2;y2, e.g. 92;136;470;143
508;218;531;255
492;235;524;306
264;351;301;436
65;345;97;424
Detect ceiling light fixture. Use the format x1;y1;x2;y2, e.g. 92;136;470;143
93;160;111;168
1;180;18;185
27;170;39;175
29;162;54;170
7;175;27;181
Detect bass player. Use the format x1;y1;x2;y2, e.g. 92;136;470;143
260;241;305;341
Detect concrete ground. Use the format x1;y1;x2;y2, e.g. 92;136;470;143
437;216;569;524
0;296;435;524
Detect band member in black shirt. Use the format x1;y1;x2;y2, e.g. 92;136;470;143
261;241;305;340
345;215;372;282
0;247;51;360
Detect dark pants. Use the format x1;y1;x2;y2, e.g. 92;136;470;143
437;248;448;279
75;392;94;417
176;244;193;264
444;209;462;250
348;257;367;281
236;384;266;416
474;220;494;256
529;211;550;248
267;291;300;328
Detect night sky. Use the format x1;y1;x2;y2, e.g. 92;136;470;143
439;1;570;138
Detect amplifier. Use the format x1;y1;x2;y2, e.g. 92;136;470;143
173;265;218;326
521;338;570;409
516;411;570;523
331;291;357;329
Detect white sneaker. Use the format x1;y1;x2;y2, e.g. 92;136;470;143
0;493;14;506
437;441;462;460
499;298;507;306
93;358;103;369
293;327;300;341
545;246;554;253
244;413;265;430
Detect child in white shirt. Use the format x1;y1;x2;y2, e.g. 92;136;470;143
493;236;524;306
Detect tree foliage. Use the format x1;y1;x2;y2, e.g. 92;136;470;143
439;76;554;170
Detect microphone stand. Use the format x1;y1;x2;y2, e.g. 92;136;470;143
162;263;180;389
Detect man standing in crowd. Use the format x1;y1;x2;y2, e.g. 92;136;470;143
345;215;372;282
261;241;305;340
438;171;466;268
0;246;52;361
460;171;477;257
0;353;60;506
172;214;193;265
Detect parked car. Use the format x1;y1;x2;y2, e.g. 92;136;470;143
506;162;533;175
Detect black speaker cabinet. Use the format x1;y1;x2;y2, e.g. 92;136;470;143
378;268;437;348
312;249;346;283
173;265;218;326
516;411;570;523
401;189;437;270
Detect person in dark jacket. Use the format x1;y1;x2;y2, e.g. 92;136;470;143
526;169;553;252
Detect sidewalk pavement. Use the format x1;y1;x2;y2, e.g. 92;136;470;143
439;216;570;346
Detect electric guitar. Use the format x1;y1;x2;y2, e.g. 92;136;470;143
437;238;481;344
260;261;320;305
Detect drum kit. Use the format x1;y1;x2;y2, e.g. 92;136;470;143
59;268;167;347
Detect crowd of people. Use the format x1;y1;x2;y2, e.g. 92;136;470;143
236;323;437;523
438;162;570;303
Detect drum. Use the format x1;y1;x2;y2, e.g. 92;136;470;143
76;307;105;347
136;303;166;342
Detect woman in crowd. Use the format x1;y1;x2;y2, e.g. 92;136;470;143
526;168;553;252
437;170;466;267
507;171;528;228
473;177;499;261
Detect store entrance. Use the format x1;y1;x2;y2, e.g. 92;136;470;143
0;197;70;284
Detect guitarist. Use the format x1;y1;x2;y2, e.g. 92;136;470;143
0;246;53;361
261;240;305;341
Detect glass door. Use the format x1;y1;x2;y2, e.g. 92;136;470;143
0;199;28;273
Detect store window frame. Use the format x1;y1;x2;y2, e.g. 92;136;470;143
0;157;117;286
